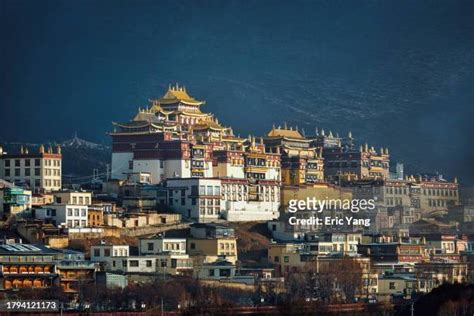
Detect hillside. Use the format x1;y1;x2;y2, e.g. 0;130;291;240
230;222;272;267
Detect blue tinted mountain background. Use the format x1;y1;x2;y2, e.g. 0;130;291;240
1;0;473;184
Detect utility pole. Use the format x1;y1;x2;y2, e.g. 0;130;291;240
161;297;164;316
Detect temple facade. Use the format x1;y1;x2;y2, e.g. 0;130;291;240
263;125;324;185
110;85;280;222
323;140;390;182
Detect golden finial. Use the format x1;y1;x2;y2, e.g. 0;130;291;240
57;145;62;155
359;145;363;152
348;131;352;138
385;147;389;155
39;144;45;154
454;177;458;184
25;147;29;155
20;145;24;155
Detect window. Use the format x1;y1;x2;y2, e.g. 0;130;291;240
389;282;396;290
207;186;213;195
5;160;10;167
199;185;205;195
146;260;152;267
94;249;100;257
15;159;20;167
15;169;20;176
5;169;10;177
81;209;86;216
104;249;111;257
129;260;139;267
190;243;196;249
35;159;40;166
67;209;72;216
35;168;40;176
25;169;30;176
25;159;30;167
147;243;154;251
74;209;79;216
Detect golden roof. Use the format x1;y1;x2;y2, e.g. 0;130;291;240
267;127;304;139
192;120;227;131
154;84;204;106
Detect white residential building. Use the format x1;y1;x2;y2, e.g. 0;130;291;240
166;178;222;222
35;204;88;228
139;237;187;255
0;145;62;192
166;177;280;222
91;244;130;262
53;190;92;205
